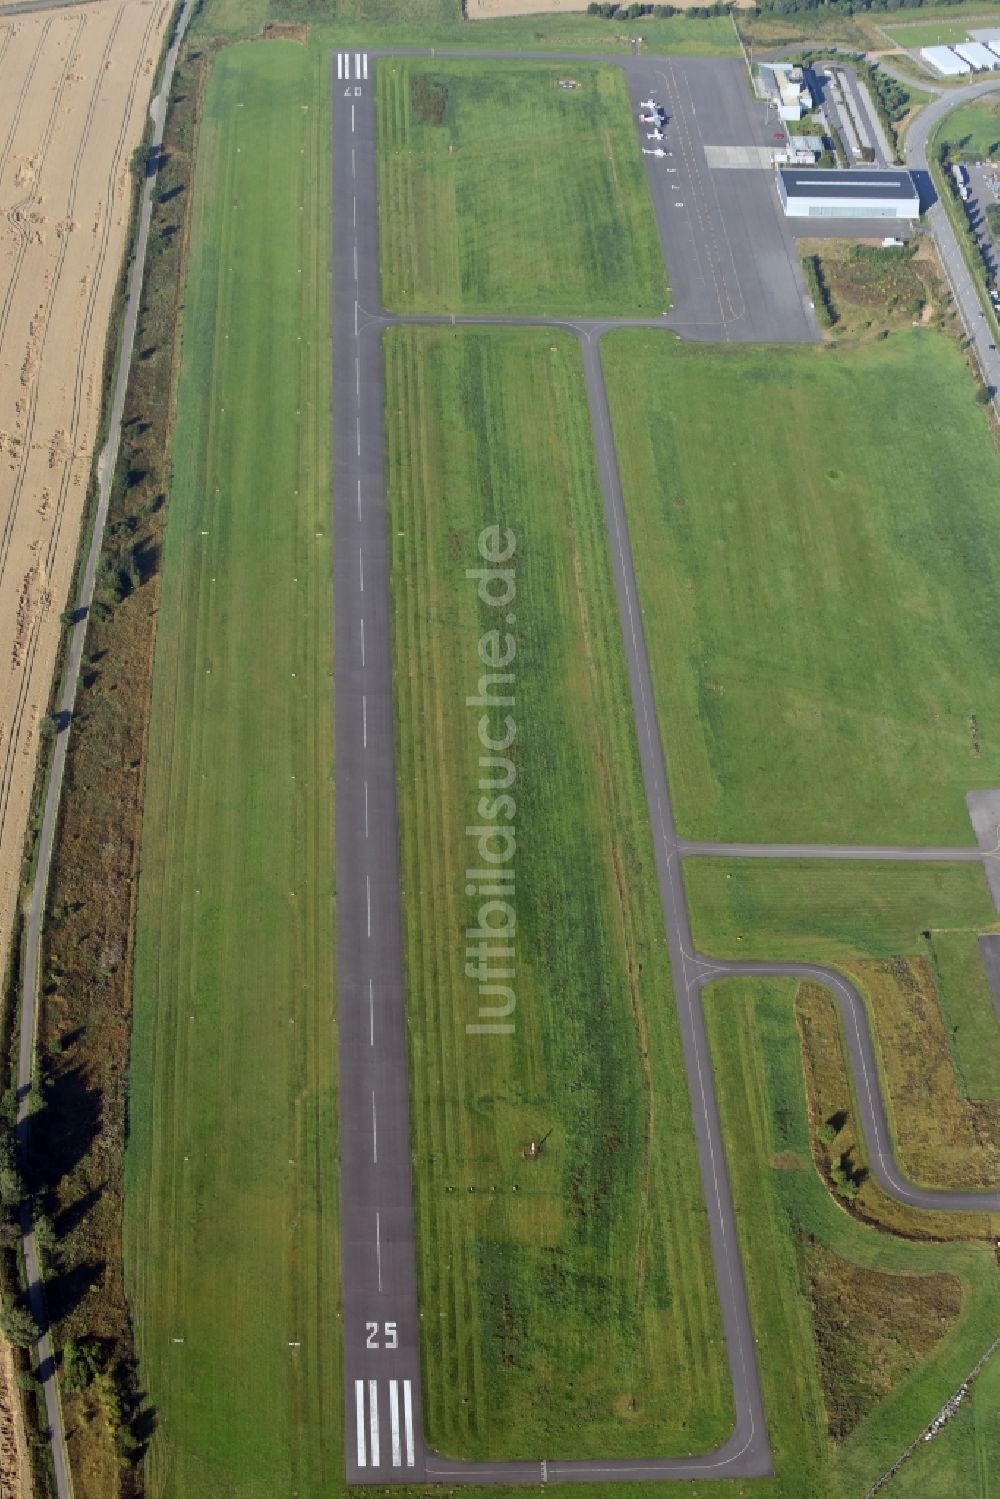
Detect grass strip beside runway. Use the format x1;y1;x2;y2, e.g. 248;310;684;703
603;329;1000;846
385;325;731;1459
377;59;671;317
124;43;337;1499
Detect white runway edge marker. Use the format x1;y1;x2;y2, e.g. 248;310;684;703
403;1379;415;1467
369;1378;380;1466
389;1379;401;1466
355;1380;367;1466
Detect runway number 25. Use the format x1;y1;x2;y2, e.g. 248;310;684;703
366;1321;398;1350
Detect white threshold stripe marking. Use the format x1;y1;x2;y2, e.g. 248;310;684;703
363;51;368;79
355;1379;366;1466
371;1089;378;1163
369;1378;380;1466
390;1379;401;1466
369;976;374;1044
355;52;361;80
403;1379;415;1466
366;874;371;936
376;1210;383;1292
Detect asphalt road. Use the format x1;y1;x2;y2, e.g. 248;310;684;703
680;840;984;861
14;4;196;1496
333;47;1000;1489
900;77;1000;396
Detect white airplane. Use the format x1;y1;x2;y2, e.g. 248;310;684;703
639;112;657;124
642;147;666;158
640;98;658;110
646;129;664;141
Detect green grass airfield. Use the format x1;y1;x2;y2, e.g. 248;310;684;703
125;43;337;1499
377;59;671;316
603;329;1000;845
385;324;729;1458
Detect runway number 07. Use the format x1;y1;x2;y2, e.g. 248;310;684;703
366;1321;398;1350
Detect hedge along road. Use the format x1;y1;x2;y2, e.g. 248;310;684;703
332;48;1000;1489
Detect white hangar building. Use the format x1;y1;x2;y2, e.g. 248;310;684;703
777;168;920;220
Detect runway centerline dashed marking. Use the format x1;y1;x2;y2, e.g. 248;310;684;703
369;976;375;1045
376;1210;383;1291
371;1089;378;1164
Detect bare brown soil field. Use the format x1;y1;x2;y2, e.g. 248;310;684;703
0;0;171;993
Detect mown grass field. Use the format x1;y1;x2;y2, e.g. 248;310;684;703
377;60;670;316
385;325;730;1459
198;0;738;53
124;43;338;1499
703;979;1000;1499
885;17;1000;47
936;96;1000;158
930;929;1000;1097
602;329;1000;845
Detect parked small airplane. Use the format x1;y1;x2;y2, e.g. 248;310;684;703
646;129;664;141
640;98;657;109
642;147;666;158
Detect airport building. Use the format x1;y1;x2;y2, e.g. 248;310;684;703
954;41;1000;69
758;62;812;121
919;45;972;75
776;168;920;219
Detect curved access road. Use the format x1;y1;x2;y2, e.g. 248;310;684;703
14;5;195;1497
901;76;1000;399
333;49;998;1488
694;956;1000;1213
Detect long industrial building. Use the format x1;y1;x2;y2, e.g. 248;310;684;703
777;168;920;220
920;45;972;76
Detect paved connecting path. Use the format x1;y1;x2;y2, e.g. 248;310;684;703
332;47;1000;1488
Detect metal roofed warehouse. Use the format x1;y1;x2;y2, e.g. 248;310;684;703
777;167;920;219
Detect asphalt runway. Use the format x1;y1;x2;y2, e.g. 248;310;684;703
332;49;1000;1489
